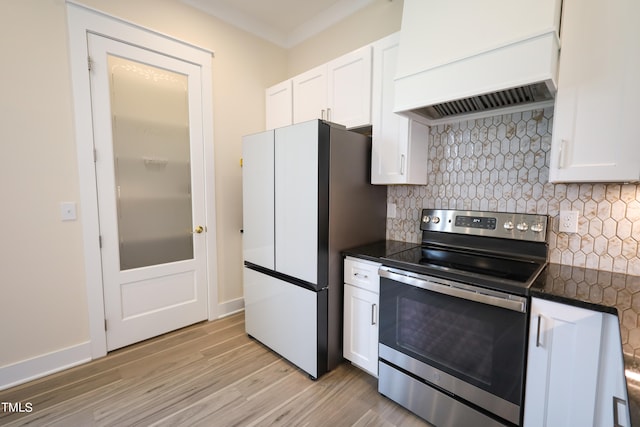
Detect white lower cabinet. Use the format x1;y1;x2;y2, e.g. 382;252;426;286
343;257;381;376
595;314;631;427
524;297;630;427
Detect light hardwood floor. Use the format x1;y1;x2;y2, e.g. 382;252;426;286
0;312;430;426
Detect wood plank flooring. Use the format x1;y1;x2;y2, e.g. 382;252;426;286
0;312;430;426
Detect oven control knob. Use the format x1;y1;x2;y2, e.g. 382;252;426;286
432;216;441;224
531;223;544;233
516;222;529;232
422;215;430;223
503;221;514;230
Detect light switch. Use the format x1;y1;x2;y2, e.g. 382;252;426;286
60;202;77;221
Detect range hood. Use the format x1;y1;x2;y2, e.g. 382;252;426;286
394;0;562;124
412;82;554;121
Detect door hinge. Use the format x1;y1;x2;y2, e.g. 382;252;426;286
99;235;102;248
104;319;107;331
93;148;97;163
88;56;93;71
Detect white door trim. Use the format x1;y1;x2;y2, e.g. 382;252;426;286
66;2;219;359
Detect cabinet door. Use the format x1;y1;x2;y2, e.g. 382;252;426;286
594;313;631;427
327;46;372;128
343;283;379;376
292;64;327;124
265;80;292;130
242;130;275;269
524;298;603;427
371;33;428;185
549;0;640;182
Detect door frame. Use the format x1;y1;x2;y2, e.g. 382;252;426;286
66;2;219;359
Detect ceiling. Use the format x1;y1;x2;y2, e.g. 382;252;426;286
181;0;377;48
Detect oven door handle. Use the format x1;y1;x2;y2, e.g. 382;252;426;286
379;268;526;313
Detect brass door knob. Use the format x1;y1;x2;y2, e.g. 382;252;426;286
193;225;204;234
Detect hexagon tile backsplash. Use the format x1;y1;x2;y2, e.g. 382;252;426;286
386;107;640;276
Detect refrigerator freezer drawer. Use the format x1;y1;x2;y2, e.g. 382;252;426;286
243;266;319;378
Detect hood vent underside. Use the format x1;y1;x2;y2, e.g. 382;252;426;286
414;82;554;121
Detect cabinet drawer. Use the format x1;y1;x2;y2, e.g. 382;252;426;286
344;257;380;293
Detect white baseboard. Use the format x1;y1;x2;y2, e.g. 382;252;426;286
0;342;92;391
1;301;245;391
217;297;244;318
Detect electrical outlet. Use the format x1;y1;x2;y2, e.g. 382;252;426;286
559;210;579;233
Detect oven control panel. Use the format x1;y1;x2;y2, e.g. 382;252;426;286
421;209;548;242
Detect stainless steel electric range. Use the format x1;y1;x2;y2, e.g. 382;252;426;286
378;209;548;427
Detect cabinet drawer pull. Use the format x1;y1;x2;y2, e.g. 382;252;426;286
371;303;377;325
536;315;542;347
321;109;326;120
613;396;627;427
354;272;368;279
400;154;406;175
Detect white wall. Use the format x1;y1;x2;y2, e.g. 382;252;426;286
0;0;89;374
0;0;285;379
286;0;404;77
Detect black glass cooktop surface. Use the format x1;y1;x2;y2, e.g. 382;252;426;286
382;245;545;295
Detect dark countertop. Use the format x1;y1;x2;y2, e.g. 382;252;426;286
343;241;639;426
530;263;625;315
342;240;420;263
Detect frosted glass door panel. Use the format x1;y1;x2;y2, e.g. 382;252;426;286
109;55;193;270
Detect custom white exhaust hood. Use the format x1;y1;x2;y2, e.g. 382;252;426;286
394;0;563;124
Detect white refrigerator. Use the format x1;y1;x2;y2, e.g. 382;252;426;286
242;119;387;378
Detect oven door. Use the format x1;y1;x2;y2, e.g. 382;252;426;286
378;267;528;425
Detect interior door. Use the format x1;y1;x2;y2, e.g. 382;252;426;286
88;33;208;351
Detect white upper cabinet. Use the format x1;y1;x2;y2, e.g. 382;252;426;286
326;46;372;129
292;64;327;124
549;0;640;182
290;46;372;129
265;80;293;130
371;33;428;185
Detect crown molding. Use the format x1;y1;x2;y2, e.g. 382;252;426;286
181;0;375;48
